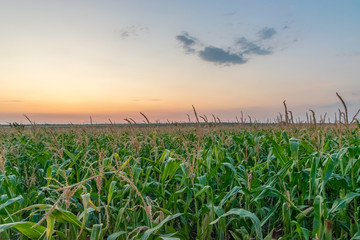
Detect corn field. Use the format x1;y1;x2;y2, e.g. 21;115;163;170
0;123;359;239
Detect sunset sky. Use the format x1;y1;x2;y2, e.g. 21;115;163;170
1;1;360;123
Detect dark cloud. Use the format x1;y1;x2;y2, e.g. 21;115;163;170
199;46;247;65
176;33;248;65
176;34;195;46
236;37;272;55
176;33;197;53
258;27;277;40
176;26;278;66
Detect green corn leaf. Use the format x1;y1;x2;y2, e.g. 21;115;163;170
0;195;23;211
329;192;360;214
107;181;117;204
51;208;90;232
159;237;180;240
0;222;48;240
351;232;360;240
195;185;210;198
140;213;182;240
313;195;323;238
46;215;55;240
219;186;244;208
90;224;102;240
269;138;287;165
158;232;180;240
107;231;127;240
210;208;262;238
289;138;300;160
63;148;77;161
322;148;347;191
296;207;314;223
261;201;281;227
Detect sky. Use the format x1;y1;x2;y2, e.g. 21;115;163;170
1;1;360;124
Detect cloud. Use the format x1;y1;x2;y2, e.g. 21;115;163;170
119;25;148;40
258;27;277;40
176;33;198;53
176;33;248;65
120;31;130;39
199;46;247;65
176;26;278;66
176;33;195;46
236;37;272;55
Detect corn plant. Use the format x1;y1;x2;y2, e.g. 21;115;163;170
0;123;359;239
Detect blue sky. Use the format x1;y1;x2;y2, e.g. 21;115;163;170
0;1;359;123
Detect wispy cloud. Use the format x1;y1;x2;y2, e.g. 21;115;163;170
236;37;272;55
257;27;276;40
118;25;148;40
176;26;278;66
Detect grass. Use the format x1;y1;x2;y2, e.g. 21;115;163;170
0;121;359;239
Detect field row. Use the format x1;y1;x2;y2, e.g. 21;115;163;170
0;125;359;239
